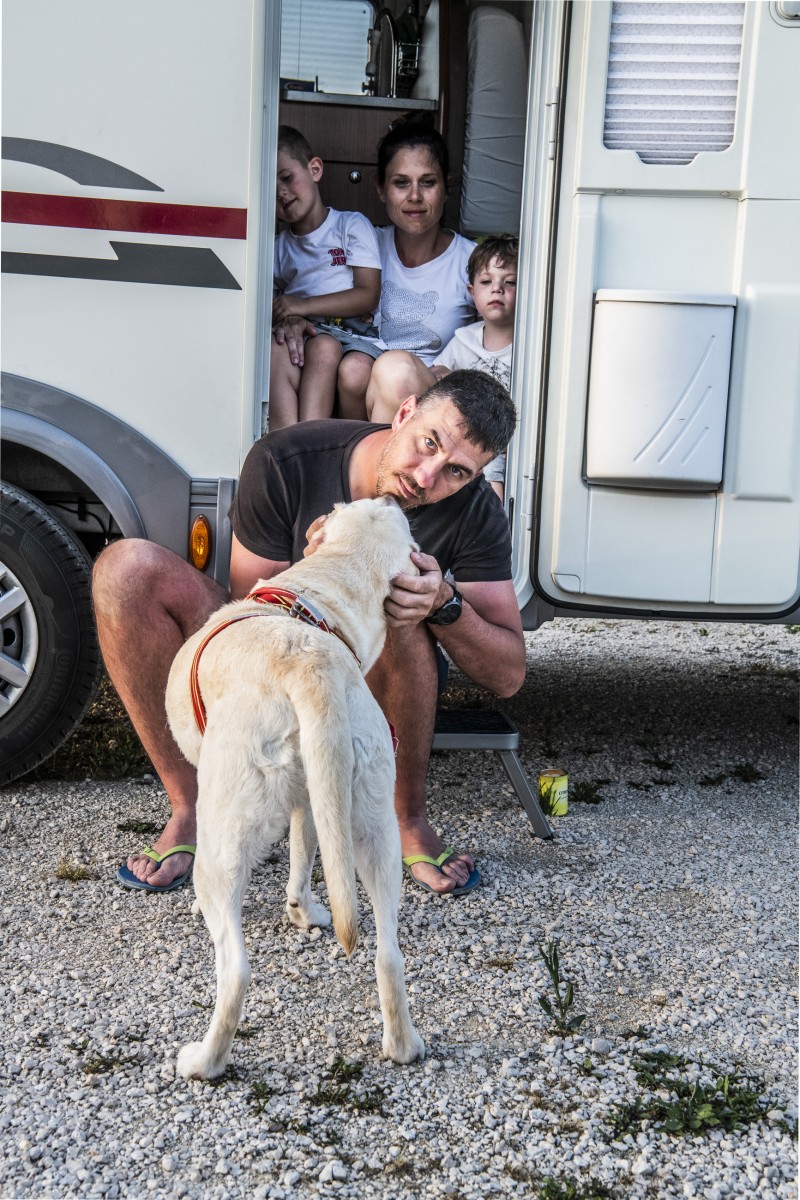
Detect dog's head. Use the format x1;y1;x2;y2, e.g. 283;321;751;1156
321;497;419;579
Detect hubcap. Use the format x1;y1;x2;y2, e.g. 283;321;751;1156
0;560;39;716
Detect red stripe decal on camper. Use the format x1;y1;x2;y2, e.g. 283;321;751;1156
1;191;247;239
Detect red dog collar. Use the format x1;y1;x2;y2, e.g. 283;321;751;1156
189;586;360;735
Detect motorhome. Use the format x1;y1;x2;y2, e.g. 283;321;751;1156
2;0;799;783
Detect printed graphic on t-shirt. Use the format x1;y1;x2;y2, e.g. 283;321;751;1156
380;281;441;353
467;354;511;391
328;247;347;267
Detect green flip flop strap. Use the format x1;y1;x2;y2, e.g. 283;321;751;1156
402;847;456;869
141;844;196;864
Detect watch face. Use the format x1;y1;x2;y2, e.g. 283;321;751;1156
435;600;461;625
427;590;463;625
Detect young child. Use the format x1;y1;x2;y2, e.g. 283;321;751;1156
270;126;384;429
367;234;517;498
431;234;516;498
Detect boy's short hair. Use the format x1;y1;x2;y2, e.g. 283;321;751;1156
467;234;519;283
278;125;314;167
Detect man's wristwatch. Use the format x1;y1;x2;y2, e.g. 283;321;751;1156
425;583;463;626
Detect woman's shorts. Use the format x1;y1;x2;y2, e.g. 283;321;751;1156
313;320;387;361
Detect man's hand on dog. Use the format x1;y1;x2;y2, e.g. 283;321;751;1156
304;527;443;628
385;551;444;628
303;515;328;557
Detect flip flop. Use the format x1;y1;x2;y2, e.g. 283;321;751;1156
402;847;481;897
116;844;196;893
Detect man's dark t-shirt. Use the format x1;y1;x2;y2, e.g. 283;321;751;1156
230;420;511;582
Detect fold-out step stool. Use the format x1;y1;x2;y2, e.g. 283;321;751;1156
431;709;553;840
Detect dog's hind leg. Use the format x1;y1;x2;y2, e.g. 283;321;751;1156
286;803;332;931
353;817;425;1065
177;843;251;1080
177;749;261;1081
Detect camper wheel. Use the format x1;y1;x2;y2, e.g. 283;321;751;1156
0;482;101;784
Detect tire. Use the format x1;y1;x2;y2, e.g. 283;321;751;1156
0;482;101;784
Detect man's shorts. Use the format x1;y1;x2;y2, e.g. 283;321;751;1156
313;320;387;361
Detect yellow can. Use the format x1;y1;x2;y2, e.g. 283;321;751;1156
539;769;568;816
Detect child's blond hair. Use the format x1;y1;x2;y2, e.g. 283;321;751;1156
467;234;518;283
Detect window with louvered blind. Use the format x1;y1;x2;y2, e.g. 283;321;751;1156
603;0;746;165
281;0;375;96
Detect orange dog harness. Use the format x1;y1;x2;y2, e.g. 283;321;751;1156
189;586;360;735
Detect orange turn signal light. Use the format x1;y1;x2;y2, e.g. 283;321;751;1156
189;515;212;571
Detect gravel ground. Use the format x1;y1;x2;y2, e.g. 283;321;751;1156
0;619;797;1200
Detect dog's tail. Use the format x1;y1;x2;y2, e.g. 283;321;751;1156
286;668;359;956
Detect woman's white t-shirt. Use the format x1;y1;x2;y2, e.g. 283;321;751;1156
374;226;476;365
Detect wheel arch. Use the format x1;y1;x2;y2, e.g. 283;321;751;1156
1;372;192;556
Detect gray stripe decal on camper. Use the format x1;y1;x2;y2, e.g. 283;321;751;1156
2;242;241;289
2;138;163;191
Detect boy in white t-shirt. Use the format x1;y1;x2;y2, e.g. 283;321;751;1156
432;235;517;498
270;127;384;428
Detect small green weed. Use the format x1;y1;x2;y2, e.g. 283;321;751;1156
638;741;673;772
732;762;765;783
611;1049;779;1137
249;1081;276;1113
697;628;709;637
83;1050;140;1075
329;1056;364;1081
571;779;610;804
310;1058;385;1115
55;857;95;882
699;772;728;787
787;625;800;634
538;1178;616;1200
191;999;213;1011
71;1039;139;1074
117;819;161;837
235;1024;260;1040
486;954;516;971
537;939;586;1036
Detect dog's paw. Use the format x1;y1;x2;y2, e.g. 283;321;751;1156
190;898;202;917
176;1041;228;1081
382;1026;426;1065
286;900;332;930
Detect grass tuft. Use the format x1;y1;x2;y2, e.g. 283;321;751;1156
55;856;95;882
611;1049;783;1138
571;779;610;804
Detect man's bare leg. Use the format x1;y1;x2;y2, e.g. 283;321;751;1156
366;624;473;894
92;539;226;887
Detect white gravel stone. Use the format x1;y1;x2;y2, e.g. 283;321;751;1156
0;621;796;1199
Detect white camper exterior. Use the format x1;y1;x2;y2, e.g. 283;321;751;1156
2;0;799;781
